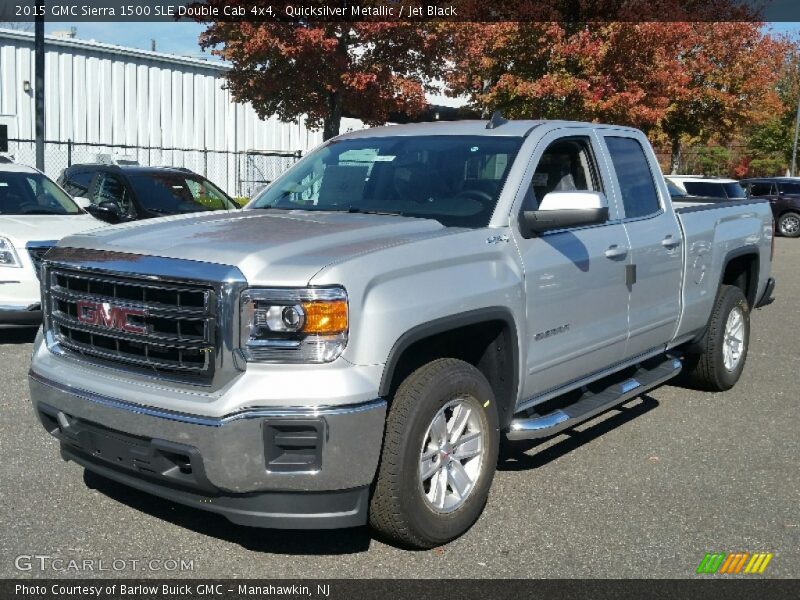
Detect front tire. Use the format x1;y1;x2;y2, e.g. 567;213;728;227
778;212;800;237
682;285;750;391
369;358;499;549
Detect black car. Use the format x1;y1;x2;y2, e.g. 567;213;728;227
57;165;237;224
740;177;800;238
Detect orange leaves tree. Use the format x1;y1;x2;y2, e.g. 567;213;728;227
443;13;786;172
198;6;445;140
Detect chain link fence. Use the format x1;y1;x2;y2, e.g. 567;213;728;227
6;139;302;200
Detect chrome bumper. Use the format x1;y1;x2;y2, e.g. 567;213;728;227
29;371;387;494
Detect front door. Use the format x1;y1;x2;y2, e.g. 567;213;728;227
513;129;631;400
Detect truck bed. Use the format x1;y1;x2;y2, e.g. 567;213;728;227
672;197;773;344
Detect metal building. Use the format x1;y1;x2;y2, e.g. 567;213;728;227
0;28;330;196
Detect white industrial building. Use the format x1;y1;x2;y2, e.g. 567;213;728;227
0;28;362;196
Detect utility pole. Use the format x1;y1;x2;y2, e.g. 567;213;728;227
34;2;45;171
792;94;800;176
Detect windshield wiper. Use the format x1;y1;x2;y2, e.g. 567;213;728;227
347;207;405;217
17;209;66;215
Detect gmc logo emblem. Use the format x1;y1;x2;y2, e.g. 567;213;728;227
76;300;148;334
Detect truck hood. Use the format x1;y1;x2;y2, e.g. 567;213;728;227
57;209;457;285
1;213;106;246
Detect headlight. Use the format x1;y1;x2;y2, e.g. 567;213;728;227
240;287;348;363
0;237;21;268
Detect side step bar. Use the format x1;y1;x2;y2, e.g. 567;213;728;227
506;356;682;441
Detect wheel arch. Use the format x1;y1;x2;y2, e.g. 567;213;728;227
379;308;520;428
718;245;760;308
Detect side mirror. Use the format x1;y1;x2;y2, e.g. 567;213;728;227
521;191;609;237
88;200;123;223
72;196;92;209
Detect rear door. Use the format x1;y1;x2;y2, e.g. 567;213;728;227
600;133;683;359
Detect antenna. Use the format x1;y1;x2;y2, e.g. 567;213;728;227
485;111;508;130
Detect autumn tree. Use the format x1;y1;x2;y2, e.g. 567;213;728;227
197;3;445;140
443;21;684;130
742;38;800;176
444;6;786;172
658;22;785;173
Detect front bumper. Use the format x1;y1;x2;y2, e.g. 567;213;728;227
29;371;387;529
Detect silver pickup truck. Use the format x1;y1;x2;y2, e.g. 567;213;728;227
29;118;775;548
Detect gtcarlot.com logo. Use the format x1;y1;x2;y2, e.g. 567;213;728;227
696;552;774;574
14;554;194;573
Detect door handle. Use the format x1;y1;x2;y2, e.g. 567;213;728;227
661;235;681;248
604;244;628;259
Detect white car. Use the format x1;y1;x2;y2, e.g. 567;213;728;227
1;162;105;328
665;175;746;200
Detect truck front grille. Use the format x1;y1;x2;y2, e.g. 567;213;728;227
46;268;217;380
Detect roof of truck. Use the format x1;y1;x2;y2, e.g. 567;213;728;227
336;119;638;139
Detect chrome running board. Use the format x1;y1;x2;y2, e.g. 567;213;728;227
506;355;681;441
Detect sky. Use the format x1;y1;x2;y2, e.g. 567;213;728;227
41;21;800;63
44;21;214;60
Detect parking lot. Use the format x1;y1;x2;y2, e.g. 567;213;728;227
1;238;798;579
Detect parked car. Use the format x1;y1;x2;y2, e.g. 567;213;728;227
57;165;237;224
666;175;747;200
666;178;689;199
30;119;774;548
0;162;104;328
740;177;800;238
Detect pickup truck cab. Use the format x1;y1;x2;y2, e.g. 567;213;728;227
29;119;775;548
0;162;104;328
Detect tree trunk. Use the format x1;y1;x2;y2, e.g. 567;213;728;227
322;91;343;141
670;137;682;174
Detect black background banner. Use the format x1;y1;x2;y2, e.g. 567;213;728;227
5;0;800;23
4;579;800;600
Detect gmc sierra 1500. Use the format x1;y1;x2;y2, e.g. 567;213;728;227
29;118;775;548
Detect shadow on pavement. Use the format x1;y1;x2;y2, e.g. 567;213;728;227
76;394;659;553
498;394;660;472
0;327;38;345
82;470;373;555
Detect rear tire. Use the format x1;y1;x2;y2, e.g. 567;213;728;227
778;212;800;237
682;285;750;391
369;358;499;549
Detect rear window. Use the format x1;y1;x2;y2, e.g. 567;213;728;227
778;182;800;195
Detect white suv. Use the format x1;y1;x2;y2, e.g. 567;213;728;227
1;162;105;328
665;175;746;200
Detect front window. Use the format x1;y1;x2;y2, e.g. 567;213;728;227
127;173;235;214
249;135;524;228
0;171;81;215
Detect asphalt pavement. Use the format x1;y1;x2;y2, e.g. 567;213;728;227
2;239;798;579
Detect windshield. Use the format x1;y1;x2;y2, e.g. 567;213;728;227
127;173;235;214
0;171;81;215
682;181;746;199
249;135;524;228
